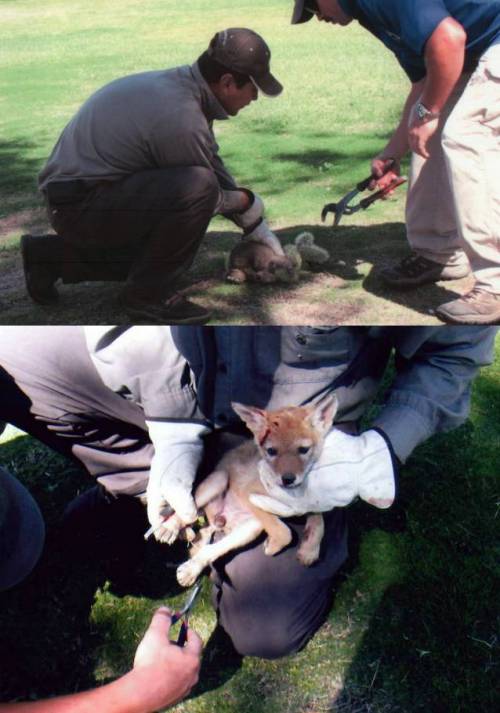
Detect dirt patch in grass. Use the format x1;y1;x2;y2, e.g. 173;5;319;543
0;206;48;240
0;222;474;325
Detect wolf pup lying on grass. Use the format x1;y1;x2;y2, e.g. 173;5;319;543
226;232;330;284
161;395;338;587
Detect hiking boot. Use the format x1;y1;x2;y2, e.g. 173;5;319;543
124;293;211;324
20;234;60;304
379;252;471;288
435;289;500;324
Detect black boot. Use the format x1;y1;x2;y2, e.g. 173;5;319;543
20;234;61;304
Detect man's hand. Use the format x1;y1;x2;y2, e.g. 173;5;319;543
408;113;439;159
146;421;209;543
250;429;396;517
129;607;202;711
369;157;401;192
226;189;265;231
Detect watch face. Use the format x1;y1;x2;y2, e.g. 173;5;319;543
416;102;427;120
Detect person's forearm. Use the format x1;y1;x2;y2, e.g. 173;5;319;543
379;81;423;160
0;673;149;713
372;327;497;463
421;17;466;113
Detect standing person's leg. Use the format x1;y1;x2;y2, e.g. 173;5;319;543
22;166;219;321
379;76;472;288
436;44;500;323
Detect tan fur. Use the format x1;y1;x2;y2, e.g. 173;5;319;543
226;241;297;284
225;232;330;285
167;397;338;587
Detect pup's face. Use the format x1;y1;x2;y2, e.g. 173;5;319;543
232;396;338;490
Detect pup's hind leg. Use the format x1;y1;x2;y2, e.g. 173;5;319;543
177;517;263;587
245;501;293;556
297;514;324;566
194;469;229;509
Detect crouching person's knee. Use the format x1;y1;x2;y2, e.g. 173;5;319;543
182;166;219;213
224;620;313;660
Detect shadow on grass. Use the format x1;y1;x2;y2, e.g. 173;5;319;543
324;376;500;712
0;223;464;324
0;433;184;701
189;224;463;324
0;140;41;196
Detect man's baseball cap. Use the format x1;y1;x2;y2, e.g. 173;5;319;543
207;28;283;97
0;466;45;591
291;1;316;24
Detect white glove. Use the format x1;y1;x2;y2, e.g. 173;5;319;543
249;428;396;516
218;189;261;218
230;190;265;230
146;420;209;542
243;218;285;256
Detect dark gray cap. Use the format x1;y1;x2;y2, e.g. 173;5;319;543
0;466;45;591
291;1;315;24
207;28;283;97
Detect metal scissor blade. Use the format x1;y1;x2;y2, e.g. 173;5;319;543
171;579;203;624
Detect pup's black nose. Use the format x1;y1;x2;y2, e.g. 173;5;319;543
282;473;296;487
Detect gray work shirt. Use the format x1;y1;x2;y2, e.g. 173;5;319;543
38;62;237;196
87;326;497;464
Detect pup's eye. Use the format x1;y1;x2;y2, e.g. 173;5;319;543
266;447;278;456
298;446;310;455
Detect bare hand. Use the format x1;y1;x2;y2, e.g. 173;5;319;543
130;607;202;711
408;117;439;159
369;157;401;193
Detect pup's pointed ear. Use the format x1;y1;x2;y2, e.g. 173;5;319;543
231;402;268;437
309;394;338;435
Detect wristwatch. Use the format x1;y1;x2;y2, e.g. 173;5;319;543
415;101;440;123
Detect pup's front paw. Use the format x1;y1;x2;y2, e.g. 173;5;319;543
297;542;320;566
177;559;203;588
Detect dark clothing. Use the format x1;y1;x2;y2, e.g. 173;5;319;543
38;62;236;298
38;63;236;191
45;166;219;299
211;505;348;658
339;0;500;81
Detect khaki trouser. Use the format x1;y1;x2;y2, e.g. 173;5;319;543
406;43;500;294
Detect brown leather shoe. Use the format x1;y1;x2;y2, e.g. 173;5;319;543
435;289;500;324
379;252;471;288
20;234;60;304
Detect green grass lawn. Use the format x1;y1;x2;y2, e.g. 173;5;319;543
0;335;498;712
0;0;475;324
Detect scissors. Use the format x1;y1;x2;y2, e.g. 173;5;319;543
170;579;203;646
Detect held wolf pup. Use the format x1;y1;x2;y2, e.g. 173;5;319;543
162;395;338;587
